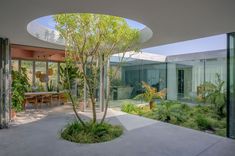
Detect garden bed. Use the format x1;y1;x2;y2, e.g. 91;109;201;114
121;100;226;137
61;122;123;144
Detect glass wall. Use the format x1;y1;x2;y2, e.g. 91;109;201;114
35;61;47;91
11;60;19;71
21;60;33;86
228;33;235;138
11;60;62;92
167;52;227;105
109;55;167;108
48;62;59;91
167;60;205;103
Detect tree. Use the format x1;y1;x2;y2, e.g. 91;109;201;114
54;13;140;125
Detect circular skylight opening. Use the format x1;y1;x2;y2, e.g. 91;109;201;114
27;14;152;46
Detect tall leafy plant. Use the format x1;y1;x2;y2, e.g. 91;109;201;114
59;62;86;126
201;73;226;117
12;68;30;112
134;81;162;109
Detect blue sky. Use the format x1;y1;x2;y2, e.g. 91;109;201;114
36;15;145;30
36;16;226;56
143;34;226;56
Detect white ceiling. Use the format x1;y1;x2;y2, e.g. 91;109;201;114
0;0;235;50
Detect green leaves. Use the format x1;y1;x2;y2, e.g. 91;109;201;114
200;73;226;117
53;13;140;59
61;121;123;143
59;61;82;90
134;81;160;102
54;13;140;123
12;68;30;112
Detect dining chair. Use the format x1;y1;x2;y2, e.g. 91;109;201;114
24;95;38;109
59;93;68;105
41;94;52;107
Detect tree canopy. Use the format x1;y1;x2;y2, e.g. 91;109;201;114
54;13;140;124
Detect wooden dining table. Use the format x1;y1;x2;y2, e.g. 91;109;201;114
25;92;58;96
24;92;59;109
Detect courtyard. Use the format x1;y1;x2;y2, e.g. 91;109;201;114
1;105;235;156
1;1;235;156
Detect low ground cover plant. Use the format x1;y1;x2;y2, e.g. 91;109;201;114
121;100;226;137
61;121;123;144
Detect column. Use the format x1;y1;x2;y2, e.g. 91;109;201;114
0;38;10;128
167;63;177;100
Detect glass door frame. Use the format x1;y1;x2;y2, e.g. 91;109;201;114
227;32;235;139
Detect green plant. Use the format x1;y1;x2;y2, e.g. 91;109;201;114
122;100;227;137
154;101;190;124
121;102;139;114
47;80;55;91
59;62;81;91
195;115;214;131
61;121;123;143
134;81;161;109
121;102;150;115
200;73;226;117
12;68;30;112
54;13;140;126
111;78;124;87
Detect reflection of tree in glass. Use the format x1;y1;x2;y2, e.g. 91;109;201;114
35;33;40;38
21;61;33;86
48;62;58;90
44;30;50;40
49;30;55;42
56;35;64;44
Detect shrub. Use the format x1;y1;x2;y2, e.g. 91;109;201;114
215;128;226;137
181;119;199;130
12;68;30;112
122;100;227;137
61;121;123;143
195;115;214;131
121;102;138;114
154;101;190;124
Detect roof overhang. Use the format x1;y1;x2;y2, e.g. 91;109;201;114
1;1;235;50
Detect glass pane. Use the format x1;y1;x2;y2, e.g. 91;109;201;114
21;60;33;86
167;60;205;104
109;54;167;108
11;60;19;71
35;61;47;91
228;33;235;138
48;62;58;91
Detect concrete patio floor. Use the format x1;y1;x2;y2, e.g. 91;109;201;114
0;105;235;156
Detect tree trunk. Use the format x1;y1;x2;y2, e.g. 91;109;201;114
89;92;97;123
68;92;86;127
100;59;110;124
149;100;154;110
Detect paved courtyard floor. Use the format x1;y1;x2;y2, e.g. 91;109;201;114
0;105;235;156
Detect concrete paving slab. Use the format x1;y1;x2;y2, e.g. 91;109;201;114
0;105;235;156
115;113;158;131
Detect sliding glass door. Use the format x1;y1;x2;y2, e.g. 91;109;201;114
227;33;235;138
